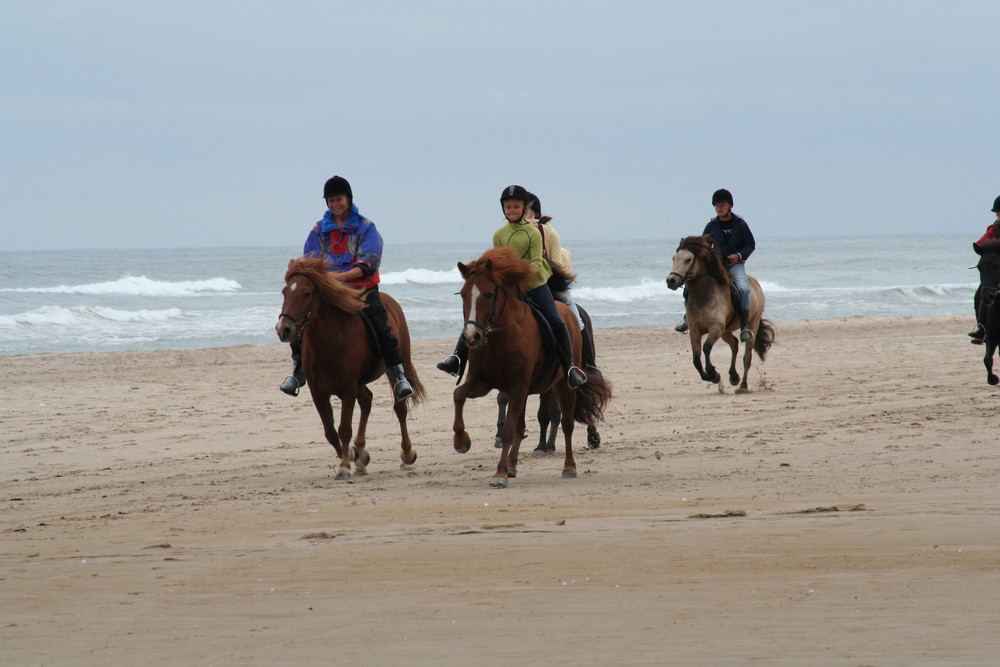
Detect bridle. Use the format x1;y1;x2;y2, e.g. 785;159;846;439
462;278;526;343
278;273;318;336
668;249;704;286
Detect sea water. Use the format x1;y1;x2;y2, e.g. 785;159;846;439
0;234;978;356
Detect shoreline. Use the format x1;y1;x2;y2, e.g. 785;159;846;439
3;313;999;664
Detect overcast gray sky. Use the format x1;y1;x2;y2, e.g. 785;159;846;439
3;0;998;251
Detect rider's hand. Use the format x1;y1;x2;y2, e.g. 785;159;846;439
727;253;741;264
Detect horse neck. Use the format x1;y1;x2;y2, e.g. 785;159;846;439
303;298;362;351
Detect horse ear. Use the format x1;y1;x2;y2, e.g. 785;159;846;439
458;261;470;277
287;258;296;269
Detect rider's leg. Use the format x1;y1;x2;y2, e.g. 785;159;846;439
553;288;584;330
970;285;985;341
279;341;305;396
728;263;753;342
675;286;689;332
527;285;586;388
364;289;414;401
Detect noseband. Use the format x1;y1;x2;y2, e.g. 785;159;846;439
278;273;318;335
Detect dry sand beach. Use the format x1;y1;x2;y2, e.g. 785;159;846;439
2;315;999;665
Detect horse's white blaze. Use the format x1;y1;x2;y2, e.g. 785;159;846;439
463;284;481;339
289;281;299;292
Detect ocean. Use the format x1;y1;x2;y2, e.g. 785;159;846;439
0;234;979;356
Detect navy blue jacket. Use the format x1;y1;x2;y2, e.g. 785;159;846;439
703;214;755;266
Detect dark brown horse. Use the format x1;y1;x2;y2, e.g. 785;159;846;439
275;257;425;479
451;247;612;488
666;235;775;393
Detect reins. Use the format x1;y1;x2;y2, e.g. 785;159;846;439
464;280;529;344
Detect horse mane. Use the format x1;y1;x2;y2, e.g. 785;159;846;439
465;246;535;287
677;234;730;284
284;256;366;314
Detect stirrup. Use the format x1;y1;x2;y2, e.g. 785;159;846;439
969;325;985;339
393;379;415;401
279;375;302;396
566;365;587;388
740;328;754;342
436;355;461;376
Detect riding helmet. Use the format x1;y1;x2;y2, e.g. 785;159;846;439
500;184;532;205
323;176;353;202
529;193;542;217
992;195;1000;212
712;188;734;206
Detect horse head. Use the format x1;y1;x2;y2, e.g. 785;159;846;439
666;235;727;290
456;247;532;348
275;257;365;343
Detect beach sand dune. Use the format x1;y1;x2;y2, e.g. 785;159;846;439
2;315;999;665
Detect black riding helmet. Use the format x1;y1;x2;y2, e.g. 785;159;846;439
323;176;353;204
712;188;733;207
992;195;1000;213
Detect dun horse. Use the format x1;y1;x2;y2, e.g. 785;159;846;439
974;239;1000;385
451;247;612;488
666;235;775;392
275;257;425;479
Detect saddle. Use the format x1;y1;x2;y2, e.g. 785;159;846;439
522;296;562;373
356;290;384;386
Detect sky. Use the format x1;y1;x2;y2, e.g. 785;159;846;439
2;0;998;251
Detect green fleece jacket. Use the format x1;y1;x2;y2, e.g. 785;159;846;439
493;219;551;290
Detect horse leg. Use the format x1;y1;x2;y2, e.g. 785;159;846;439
737;338;754;393
694;332;722;384
351;385;374;473
532;392;557;456
721;332;740;386
311;390;345;461
508;409;527;479
453;379;491;454
986;339;999;385
334;391;356;480
391;385;418;466
555;385;577;479
494;392;508;448
492;387;528;488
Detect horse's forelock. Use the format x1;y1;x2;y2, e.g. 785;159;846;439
284;256;365;313
678;235;728;282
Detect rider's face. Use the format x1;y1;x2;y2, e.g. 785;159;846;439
326;195;350;219
503;199;526;222
714;202;732;219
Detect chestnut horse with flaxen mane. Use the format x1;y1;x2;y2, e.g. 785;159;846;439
450;247;612;488
276;257;425;479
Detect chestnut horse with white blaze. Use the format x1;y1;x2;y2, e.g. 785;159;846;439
451;247;612;488
666;235;775;393
275;257;424;479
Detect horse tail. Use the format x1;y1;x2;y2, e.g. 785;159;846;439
573;369;613;425
754;319;776;361
402;359;426;407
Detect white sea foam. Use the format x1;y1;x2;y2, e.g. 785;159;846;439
380;268;461;285
0;275;240;297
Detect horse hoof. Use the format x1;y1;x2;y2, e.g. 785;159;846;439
989;375;999;386
562;470;577;479
730;375;740;386
494;437;503;449
401;451;417;466
508;468;517;479
350;446;372;467
587;426;601;448
454;434;471;454
489;477;508;489
334;469;352;480
530;447;551;457
736;387;751;394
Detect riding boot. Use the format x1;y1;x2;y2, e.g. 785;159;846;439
436;336;468;376
387;363;415;401
969;323;985;341
739;309;754;342
555;327;587;388
674;316;688;333
279;352;305;396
